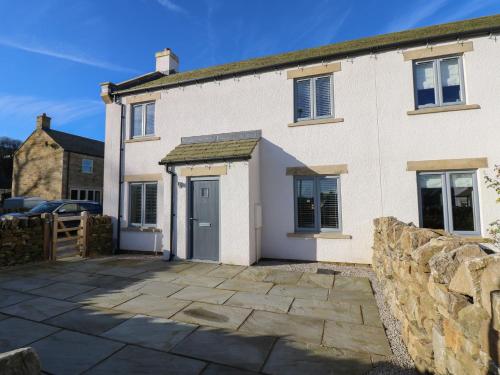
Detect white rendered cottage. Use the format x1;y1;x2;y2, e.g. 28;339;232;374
101;15;500;266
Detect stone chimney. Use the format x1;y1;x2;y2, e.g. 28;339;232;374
36;113;51;130
155;48;179;74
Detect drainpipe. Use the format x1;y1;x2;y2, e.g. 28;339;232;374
65;151;71;198
115;101;125;255
165;164;176;261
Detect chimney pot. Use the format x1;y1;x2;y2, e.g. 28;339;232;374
155;48;179;74
36;113;51;130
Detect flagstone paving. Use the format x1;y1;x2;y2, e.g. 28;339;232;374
0;256;391;374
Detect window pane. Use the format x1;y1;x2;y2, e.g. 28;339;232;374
82;159;93;173
145;103;155;135
315;76;332;117
450;173;475;231
296;178;315;229
130;184;143;224
95;191;101;203
87;190;94;202
144;183;157;225
132;105;143;137
440;58;461;104
295;79;311;120
419;174;444;229
320;177;339;229
415;62;436;106
70;190;78;200
79;190;86;200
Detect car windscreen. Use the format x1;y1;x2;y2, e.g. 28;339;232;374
29;202;61;214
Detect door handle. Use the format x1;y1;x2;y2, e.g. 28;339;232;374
189;217;197;221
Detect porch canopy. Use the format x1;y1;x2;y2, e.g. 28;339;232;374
159;130;261;165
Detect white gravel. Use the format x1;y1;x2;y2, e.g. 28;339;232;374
257;260;418;375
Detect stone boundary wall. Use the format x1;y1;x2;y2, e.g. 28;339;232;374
0;217;45;267
373;217;499;375
85;215;113;256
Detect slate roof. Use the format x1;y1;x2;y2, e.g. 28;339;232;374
113;14;500;95
45;129;104;158
160;138;260;165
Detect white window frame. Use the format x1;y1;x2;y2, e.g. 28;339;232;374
131;102;155;138
129;182;157;227
417;170;480;236
81;159;93;174
294;74;334;122
413;56;465;109
70;189;101;203
293;175;342;233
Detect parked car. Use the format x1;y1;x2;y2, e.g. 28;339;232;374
0;200;102;220
2;196;45;211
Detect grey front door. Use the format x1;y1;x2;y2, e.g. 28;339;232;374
190;179;219;261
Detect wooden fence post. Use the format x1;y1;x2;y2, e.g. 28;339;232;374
41;213;51;260
51;213;59;261
80;211;89;257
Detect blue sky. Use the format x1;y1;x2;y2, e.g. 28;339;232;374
1;0;499;142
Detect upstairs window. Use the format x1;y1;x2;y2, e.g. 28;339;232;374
294;75;333;121
131;102;155;138
414;56;464;109
294;176;341;232
81;159;93;174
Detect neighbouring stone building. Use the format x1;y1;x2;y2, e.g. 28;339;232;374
12;114;104;202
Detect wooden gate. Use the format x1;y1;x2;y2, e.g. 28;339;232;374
49;211;89;260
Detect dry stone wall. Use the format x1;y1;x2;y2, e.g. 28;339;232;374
85;215;113;256
0;217;45;266
373;217;500;374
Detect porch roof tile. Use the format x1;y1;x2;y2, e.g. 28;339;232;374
160;138;259;165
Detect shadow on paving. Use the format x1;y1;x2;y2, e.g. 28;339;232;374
0;256;409;375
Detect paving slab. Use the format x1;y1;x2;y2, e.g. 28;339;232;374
173;275;226;288
202;363;259;375
334;276;373;293
131;270;180;282
31;329;124;374
149;261;198;274
50;271;105;285
136;280;185;297
0;296;79;322
216;279;273;294
173;302;252;330
323;320;392;356
30;282;96;299
178;263;221;276
0;317;59;352
329;290;377;306
172;327;275;371
0;277;55;292
171;286;235;304
86;344;206;375
225;292;293;313
233;267;269;282
361;305;384;327
264;270;303;285
68;288;140;308
0;288;35;308
96;266;148;278
297;273;335;289
269;284;329;301
263;338;372;375
0;313;8;321
113;295;191;319
240;310;324;344
46;306;134;335
206;265;246;279
79;275;144;290
102;314;197;351
289;298;363;324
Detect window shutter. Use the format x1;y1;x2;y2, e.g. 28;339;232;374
145;103;155;135
295;178;315;229
319;177;339;229
132;105;143;137
295;79;312;120
130;184;143;224
144;183;157;225
315;76;332;117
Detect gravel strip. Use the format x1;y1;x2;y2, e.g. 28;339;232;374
257;260;418;375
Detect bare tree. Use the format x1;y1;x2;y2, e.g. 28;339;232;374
0;136;21;192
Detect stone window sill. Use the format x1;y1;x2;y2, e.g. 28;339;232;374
125;136;161;143
288;117;344;127
287;232;352;239
122;227;162;233
407;104;480;116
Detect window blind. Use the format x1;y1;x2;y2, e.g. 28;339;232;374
295;178;315;229
145;183;157;224
295;79;311;120
130;184;143;224
319;177;339;229
315;76;332;117
132;105;143;137
146;103;155;135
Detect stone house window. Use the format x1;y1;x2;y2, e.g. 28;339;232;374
131;102;155;138
294;75;333;122
70;189;101;203
129;182;157;227
81;159;93;174
294;176;341;232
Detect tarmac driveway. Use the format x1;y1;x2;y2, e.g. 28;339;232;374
0;256;391;374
